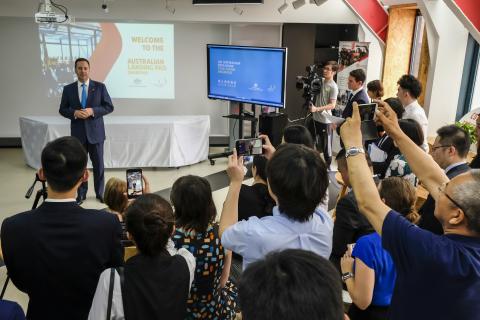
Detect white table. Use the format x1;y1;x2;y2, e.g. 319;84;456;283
19;116;210;169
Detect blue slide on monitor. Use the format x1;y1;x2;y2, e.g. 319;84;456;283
207;45;287;108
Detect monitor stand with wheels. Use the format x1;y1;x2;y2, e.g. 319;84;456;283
208;103;258;165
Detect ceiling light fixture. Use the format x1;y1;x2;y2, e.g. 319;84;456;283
310;0;327;6
292;0;306;10
165;0;175;14
278;0;288;13
233;4;243;15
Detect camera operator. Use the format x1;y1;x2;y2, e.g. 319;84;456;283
308;61;339;168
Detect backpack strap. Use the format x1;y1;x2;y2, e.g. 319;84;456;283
106;268;115;320
0;276;9;299
115;266;125;302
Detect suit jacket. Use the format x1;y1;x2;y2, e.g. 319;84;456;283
342;89;370;119
330;191;374;274
59;80;114;144
418;163;470;235
1;202;123;320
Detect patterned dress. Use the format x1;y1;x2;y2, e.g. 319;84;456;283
385;154;418;186
173;224;236;319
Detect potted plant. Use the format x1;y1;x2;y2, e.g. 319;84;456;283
455;121;477;153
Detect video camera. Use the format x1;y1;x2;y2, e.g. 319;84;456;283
296;64;322;108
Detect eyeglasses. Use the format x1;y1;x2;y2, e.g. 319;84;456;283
431;145;452;152
438;182;465;212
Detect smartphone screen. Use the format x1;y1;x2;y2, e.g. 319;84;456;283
126;168;143;199
235;138;263;156
358;103;377;121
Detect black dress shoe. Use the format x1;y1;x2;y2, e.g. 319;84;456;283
76;197;84;205
96;196;104;204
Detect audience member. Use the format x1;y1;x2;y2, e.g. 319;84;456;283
342;69;369;119
370;98;403;178
342;177;419;320
469;115;480;169
385;119;424;186
171;175;237;319
419;125;471;234
89;194;195;320
104;175;151;246
340;101;480;319
396;75;429;151
231;156;275;281
220;144;333;270
239;249;345;320
282;124;315;148
282;125;329;212
367;80;384;101
1;136;123;320
330;149;374;274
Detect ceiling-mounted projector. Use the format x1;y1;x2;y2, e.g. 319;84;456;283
35;0;71;24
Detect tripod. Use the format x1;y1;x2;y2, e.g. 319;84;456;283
25;173;48;210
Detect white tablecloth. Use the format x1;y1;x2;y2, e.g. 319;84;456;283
19;116;210;169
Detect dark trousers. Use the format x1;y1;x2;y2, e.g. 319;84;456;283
78;141;105;199
348;303;390;320
308;119;332;168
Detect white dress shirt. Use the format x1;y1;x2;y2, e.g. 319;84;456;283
402;100;429;152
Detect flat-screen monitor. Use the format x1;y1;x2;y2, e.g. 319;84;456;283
207;44;287;108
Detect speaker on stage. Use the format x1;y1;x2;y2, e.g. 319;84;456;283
259;113;288;147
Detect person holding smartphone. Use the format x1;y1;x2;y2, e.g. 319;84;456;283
308;60;339;168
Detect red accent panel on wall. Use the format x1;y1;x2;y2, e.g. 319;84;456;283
344;0;388;43
453;0;480;33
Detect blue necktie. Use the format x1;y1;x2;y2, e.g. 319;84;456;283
81;83;87;109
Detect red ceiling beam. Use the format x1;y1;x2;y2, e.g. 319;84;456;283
445;0;480;44
343;0;389;44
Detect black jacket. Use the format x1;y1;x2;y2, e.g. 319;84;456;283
342;89;370;119
1;201;123;320
418;163;471;234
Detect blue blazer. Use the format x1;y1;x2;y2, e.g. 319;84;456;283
342;89;370;119
59;80;114;144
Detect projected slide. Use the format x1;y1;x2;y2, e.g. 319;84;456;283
208;46;285;107
39;23;174;99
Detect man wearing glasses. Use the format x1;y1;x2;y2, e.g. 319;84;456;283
339;101;480;320
419;125;471;234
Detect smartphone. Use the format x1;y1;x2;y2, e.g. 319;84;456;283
126;168;143;199
235;138;263;156
358;103;378;121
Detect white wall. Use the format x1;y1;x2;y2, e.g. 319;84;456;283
418;0;469;135
0;0;386;138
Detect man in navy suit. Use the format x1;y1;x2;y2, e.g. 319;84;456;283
1;136;123;320
59;58;114;204
419;125;471;234
341;69;369;119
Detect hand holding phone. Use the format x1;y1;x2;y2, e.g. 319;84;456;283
126;168;143;199
358;103;378;121
235;138;263;156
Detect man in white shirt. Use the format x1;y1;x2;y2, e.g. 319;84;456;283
396;74;429;152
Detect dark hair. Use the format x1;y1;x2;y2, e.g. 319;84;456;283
239;249;344;320
104;177;128;214
41;136;87;192
335;148;373;167
379;177;419;224
399;119;424;147
437;125;471;158
125;194;175;256
267;144;328;221
349;69;366;84
323;60;339;72
384;97;404;119
74;58;90;68
253;155;268;181
170;175;216;233
282;125;314;149
367;80;384;99
397;74;422;99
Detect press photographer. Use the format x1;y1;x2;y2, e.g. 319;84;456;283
297;61;339;168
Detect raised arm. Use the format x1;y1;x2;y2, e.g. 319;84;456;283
374;100;449;201
219;150;245;237
340;103;390;235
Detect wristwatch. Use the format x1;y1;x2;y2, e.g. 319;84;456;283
345;147;365;158
341;272;354;282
